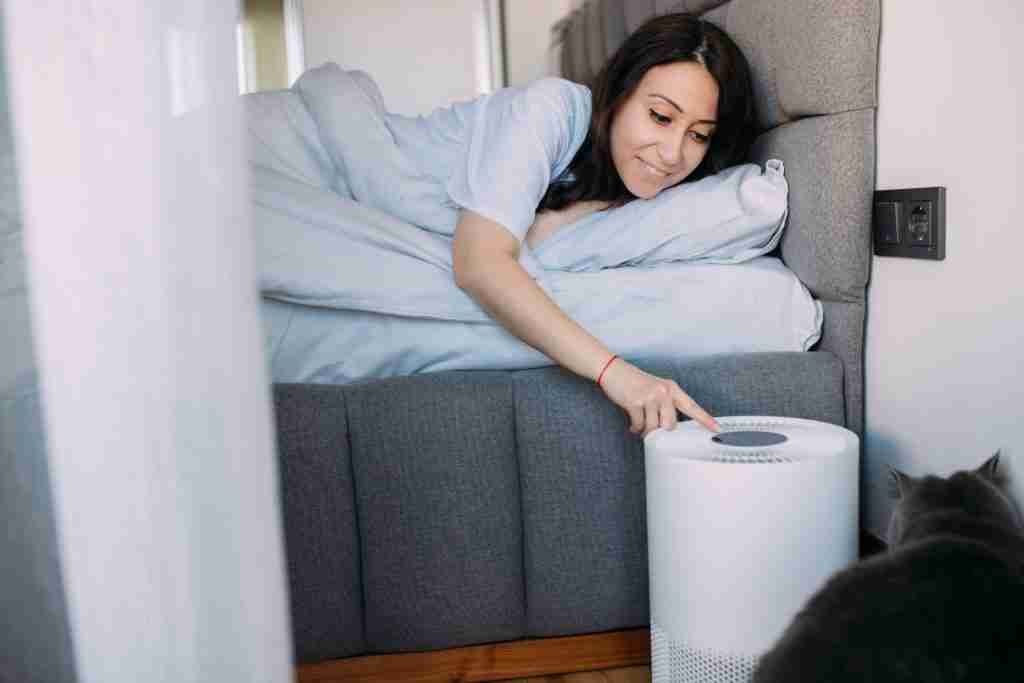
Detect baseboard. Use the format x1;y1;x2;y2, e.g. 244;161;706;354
296;628;650;683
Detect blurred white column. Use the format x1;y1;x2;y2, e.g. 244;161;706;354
1;2;292;682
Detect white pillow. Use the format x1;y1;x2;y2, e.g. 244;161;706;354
533;160;787;271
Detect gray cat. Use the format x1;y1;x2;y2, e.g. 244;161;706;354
752;453;1024;682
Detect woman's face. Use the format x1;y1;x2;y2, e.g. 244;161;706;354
609;61;720;199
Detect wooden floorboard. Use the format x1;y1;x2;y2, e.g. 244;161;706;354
504;664;651;683
297;628;650;683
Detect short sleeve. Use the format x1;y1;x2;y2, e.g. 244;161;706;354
446;78;591;243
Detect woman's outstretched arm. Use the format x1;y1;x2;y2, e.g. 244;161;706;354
453;209;720;436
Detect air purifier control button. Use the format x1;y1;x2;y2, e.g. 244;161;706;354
711;430;788;447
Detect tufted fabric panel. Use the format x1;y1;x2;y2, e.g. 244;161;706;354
556;16;576;85
750;110;875;303
662;0;729;15
719;0;880;129
584;0;607;77
601;0;627;59
570;9;592;85
273;384;365;662
624;0;657;34
816;300;866;437
702;2;729;26
343;372;526;653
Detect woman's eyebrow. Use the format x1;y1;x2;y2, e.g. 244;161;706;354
649;94;717;125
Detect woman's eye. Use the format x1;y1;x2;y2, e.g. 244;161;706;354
689;131;711;144
649;109;671;125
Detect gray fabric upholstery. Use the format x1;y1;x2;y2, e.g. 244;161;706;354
344;373;526;653
773;0;880;120
701;3;729;28
600;0;627;59
640;353;846;425
664;0;729;14
624;0;657;34
749;108;875;437
556;16;574;87
274;353;845;656
584;0;606;77
751;111;875;303
514;368;650;637
273;385;365;662
817;301;866;436
569;9;591;85
711;0;880;130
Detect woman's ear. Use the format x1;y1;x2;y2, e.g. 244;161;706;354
887;466;915;499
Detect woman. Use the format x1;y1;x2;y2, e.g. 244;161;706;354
449;13;756;437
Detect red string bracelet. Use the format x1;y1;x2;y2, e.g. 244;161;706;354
596;354;619;387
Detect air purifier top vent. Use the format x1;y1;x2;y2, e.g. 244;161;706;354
717;418;791;432
645;416;859;467
704;451;796;464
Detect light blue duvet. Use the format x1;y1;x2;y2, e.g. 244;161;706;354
246;65;822;383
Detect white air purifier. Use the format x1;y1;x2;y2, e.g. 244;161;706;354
644;416;859;683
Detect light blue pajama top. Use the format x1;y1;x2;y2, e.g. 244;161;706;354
381;78;593;243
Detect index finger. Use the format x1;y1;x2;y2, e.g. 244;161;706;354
673;391;721;433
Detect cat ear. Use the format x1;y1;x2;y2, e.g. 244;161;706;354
888;466;915;499
975;450;1005;485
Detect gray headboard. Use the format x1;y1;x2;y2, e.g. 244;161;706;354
556;0;880;437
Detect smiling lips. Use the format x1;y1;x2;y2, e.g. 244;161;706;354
638;157;671;178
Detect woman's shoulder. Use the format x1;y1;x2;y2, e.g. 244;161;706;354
489;78;591;142
517;77;591;113
522;76;590;95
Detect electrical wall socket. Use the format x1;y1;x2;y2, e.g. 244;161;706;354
873;187;946;260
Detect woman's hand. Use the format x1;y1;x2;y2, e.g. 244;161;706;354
599;358;721;436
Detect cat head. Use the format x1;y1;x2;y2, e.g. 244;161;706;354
886;451;1021;546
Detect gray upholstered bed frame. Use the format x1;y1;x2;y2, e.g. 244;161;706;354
273;0;880;670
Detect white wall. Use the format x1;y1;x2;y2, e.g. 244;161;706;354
865;0;1024;538
504;0;574;87
301;0;490;116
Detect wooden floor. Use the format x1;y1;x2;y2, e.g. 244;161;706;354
502;665;651;683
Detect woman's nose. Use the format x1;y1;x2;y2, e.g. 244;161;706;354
657;132;685;168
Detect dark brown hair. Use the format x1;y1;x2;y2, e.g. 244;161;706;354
538;12;756;212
